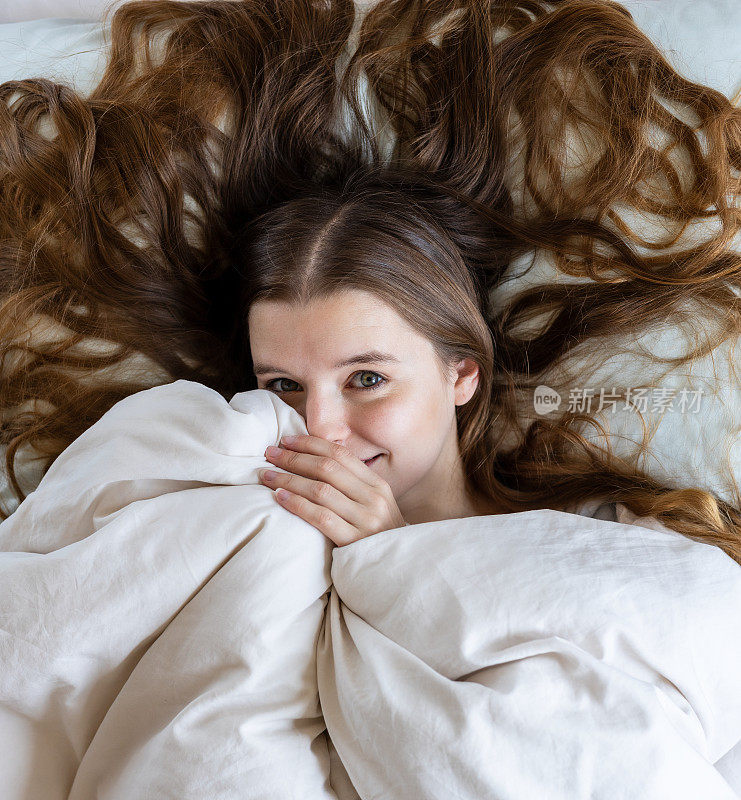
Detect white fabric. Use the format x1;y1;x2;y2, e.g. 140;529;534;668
0;1;117;24
1;379;740;799
0;18;108;95
619;0;741;101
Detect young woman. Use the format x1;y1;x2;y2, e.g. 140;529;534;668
249;284;501;544
250;284;498;526
0;0;739;563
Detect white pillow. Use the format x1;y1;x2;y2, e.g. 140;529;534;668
0;1;120;25
0;18;108;95
620;0;741;101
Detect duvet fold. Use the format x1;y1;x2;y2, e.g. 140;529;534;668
0;379;739;799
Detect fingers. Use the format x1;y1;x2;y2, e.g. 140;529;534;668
284;435;385;485
271;488;357;547
265;436;382;505
260;466;360;525
258;434;393;543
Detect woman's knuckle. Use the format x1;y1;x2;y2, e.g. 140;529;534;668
318;456;338;474
372;497;387;517
315;481;334;501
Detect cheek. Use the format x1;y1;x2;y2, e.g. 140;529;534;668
361;391;446;446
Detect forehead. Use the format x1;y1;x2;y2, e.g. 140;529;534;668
248;290;414;347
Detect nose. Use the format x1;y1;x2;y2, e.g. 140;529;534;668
301;391;351;445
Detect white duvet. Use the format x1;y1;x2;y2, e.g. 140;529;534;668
1;379;740;799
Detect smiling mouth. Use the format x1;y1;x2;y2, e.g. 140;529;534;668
363;454;382;466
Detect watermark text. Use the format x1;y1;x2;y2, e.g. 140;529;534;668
533;385;704;415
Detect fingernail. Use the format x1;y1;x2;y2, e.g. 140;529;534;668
265;446;281;457
281;435;297;444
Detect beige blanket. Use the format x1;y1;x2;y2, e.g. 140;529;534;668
1;380;740;799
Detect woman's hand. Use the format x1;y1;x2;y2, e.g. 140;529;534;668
258;434;407;546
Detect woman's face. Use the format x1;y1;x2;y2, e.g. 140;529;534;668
248;289;482;522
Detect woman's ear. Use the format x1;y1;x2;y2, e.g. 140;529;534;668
452;358;480;407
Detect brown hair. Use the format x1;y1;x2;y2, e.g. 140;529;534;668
1;0;739;563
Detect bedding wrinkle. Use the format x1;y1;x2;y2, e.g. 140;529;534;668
0;381;739;798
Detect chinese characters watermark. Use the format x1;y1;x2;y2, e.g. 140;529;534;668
533;385;704;416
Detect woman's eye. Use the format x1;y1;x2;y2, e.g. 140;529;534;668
265;371;387;393
267;378;300;393
353;371;386;390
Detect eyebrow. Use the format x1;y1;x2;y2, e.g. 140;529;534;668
252;350;401;376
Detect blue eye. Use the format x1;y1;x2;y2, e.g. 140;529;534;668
265;371;387;394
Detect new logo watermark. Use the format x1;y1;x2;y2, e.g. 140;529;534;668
533;385;562;415
533;385;704;415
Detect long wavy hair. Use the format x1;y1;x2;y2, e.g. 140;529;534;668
1;0;739;562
